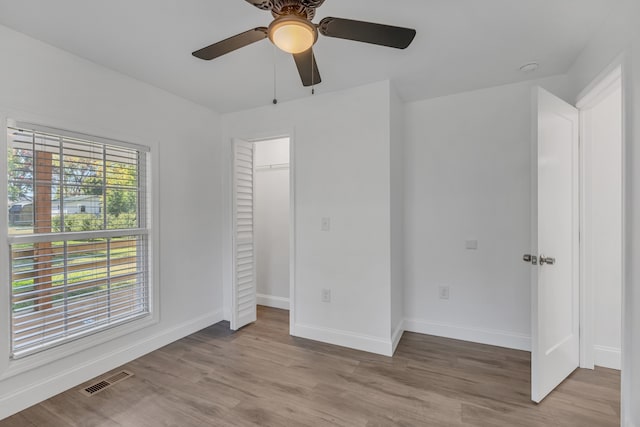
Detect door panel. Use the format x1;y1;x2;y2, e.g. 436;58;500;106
232;139;257;330
531;87;580;403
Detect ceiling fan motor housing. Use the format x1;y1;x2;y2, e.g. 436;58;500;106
246;0;325;20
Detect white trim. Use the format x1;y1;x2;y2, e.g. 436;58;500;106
223;139;234;324
619;53;632;427
293;323;394;357
579;102;595;369
594;345;621;370
0;115;11;378
10;313;152;361
573;55;630;424
0;107;153;151
404;318;531;352
576;59;623;109
1;316;158;380
0;310;223;421
256;294;290;310
391;320;404;355
8;119;151;153
577;66;623;370
288;132;296;336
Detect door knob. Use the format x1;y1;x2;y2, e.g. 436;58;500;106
523;254;537;265
539;255;556;266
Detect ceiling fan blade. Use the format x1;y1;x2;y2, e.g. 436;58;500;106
293;48;321;87
319;17;416;49
192;27;268;60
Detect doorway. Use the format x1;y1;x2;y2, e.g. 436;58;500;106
578;67;623;371
230;136;292;331
254;138;291;311
530;65;624;406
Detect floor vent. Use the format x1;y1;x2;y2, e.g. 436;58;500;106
80;370;134;396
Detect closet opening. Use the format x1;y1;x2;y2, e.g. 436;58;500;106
230;136;292;331
254;137;291;313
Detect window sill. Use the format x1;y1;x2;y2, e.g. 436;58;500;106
0;313;158;381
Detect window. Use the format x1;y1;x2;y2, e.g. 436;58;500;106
7;122;151;358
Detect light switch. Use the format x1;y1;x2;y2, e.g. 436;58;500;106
321;217;331;232
465;240;478;250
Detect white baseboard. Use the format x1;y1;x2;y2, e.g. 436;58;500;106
391;320;405;355
0;310;224;421
257;294;290;310
404;318;531;351
293;323;393;357
594;345;621;370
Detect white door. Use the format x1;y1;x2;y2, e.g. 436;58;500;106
529;87;580;403
232;139;257;330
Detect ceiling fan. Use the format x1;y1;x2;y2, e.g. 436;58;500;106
192;0;417;87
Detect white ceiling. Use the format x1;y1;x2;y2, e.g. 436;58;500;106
0;0;618;113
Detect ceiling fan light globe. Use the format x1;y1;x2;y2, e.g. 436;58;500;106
269;16;318;54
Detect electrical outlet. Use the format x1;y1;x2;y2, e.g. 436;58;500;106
438;286;450;300
322;289;331;303
321;217;331;232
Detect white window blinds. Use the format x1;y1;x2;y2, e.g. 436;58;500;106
7;122;151;358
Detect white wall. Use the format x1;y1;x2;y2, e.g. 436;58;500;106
566;0;640;423
222;81;397;355
583;87;623;370
403;75;571;351
390;85;405;351
255;138;290;308
0;24;224;419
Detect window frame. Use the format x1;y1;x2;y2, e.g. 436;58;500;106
0;117;159;379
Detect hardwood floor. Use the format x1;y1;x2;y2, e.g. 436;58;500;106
2;307;620;426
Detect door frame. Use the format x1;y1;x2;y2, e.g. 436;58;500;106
228;130;296;335
574;54;629;419
576;63;624;370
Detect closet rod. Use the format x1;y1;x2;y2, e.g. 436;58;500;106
255;163;289;171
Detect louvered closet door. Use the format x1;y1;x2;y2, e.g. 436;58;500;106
232;139;257;330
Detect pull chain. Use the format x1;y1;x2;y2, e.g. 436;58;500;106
272;45;278;105
311;51;315;95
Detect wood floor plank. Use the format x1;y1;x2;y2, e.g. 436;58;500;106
0;413;35;427
1;306;620;426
